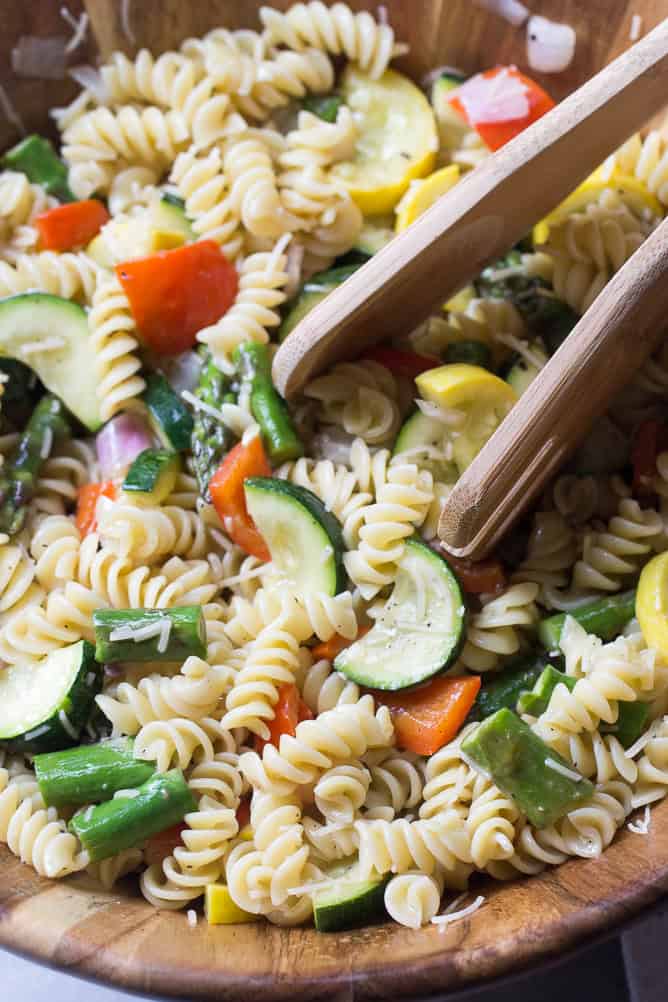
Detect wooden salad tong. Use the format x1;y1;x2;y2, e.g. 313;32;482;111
272;18;668;558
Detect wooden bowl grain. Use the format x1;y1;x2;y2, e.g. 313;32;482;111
1;0;668;997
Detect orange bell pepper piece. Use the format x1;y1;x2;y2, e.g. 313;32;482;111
374;674;481;755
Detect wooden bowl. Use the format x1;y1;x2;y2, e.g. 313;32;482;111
2;1;668;998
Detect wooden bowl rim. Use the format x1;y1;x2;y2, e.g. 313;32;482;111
1;796;668;1000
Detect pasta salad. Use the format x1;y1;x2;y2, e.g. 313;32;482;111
0;1;667;934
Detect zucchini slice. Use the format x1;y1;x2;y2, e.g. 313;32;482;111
393;410;458;482
335;538;465;689
279;263;362;342
122;447;180;504
0;640;102;753
314;861;388;932
0;293;102;430
244;477;346;595
143;372;194;450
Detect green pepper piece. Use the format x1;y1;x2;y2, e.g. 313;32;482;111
467;653;551;722
462;708;594;828
538;591;637;651
302;93;344;122
3;134;74;202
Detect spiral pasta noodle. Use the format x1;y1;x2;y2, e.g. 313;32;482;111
0;251;100;302
97;656;233;736
0;765;89;878
222;618;308;739
62;105;192;194
133;715;232;773
305;360;402;446
363;748;425;821
384;871;444;928
170;147;243;259
344;460;434;600
459;583;540;673
277;455;372;548
224;133;297;239
571;498;662;592
314;761;370;823
259;2;407;79
240;694;394;795
0;543;44;622
96;496;210;564
197;243;289;373
354;813;473;885
300;657;361;714
89;847;145;890
604;130;668;207
89;276;146;423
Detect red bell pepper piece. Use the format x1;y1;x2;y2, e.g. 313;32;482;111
75;481;116;537
144;822;187;865
209;436;272;561
116;240;238;355
35;199;110;251
449;66;555;151
311;625;371;662
362;347;439;380
373;674;481;756
442;553;506;595
254;683;313;754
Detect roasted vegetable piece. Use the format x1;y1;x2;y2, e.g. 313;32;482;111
462;708;594;827
234;342;303;464
69;769;196;862
0;393;70;536
538;592;637;651
93;606;207;663
302;93;344;122
191;351;236;500
34;737;156;808
2;134;74;201
0;359;40;426
467;653;551;722
516;665;648;749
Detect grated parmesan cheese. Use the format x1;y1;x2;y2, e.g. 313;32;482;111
544;758;585;782
187;909;198;927
120;0;136;44
109;620;167;644
627;805;651;835
40;426;53;460
20;337;66;356
157;617;172;654
61;6;89;53
629;14;643;41
432;894;486;927
58;709;78;740
475;0;529;26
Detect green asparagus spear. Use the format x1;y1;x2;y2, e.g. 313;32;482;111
34;737;156;808
517;665;648;748
234;342;304;464
302;93;344;122
0;360;40;427
191;350;235;500
0;393;70;536
538;591;637;651
2;134;74;202
466;653;552;722
69;769;196;861
462;708;594;828
94;606;207;663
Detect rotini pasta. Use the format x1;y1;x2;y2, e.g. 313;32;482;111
89;276;146;422
259;2;407;79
